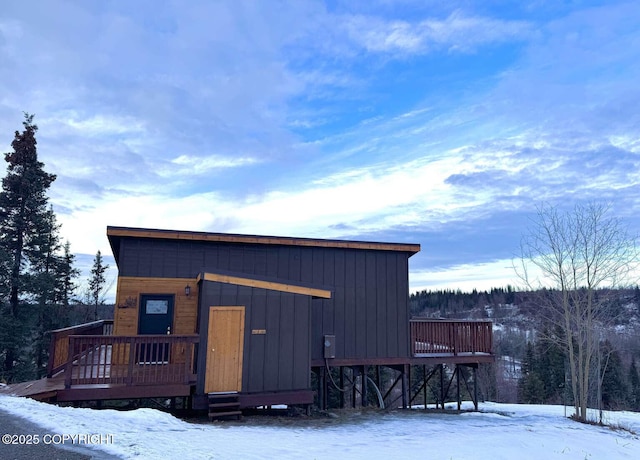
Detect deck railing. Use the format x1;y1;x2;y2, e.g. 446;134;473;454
63;334;199;388
47;320;114;377
410;319;493;356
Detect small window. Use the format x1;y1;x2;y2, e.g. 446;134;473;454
146;299;169;314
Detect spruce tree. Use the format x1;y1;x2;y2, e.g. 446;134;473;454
0;113;56;382
88;250;109;320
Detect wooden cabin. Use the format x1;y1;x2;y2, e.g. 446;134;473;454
3;226;493;415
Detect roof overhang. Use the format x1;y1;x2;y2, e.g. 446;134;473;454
107;226;421;266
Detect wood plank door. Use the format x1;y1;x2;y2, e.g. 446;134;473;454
205;306;245;393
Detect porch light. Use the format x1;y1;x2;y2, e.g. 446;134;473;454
185;285;191;296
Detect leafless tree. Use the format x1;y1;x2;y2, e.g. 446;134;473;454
515;202;639;422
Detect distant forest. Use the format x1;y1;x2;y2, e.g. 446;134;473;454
410;287;640;412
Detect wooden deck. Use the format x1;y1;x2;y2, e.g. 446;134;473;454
2;319;494;407
2;323;199;402
410;319;492;357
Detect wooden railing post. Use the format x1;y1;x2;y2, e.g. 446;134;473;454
184;341;193;384
127;337;136;386
64;336;75;388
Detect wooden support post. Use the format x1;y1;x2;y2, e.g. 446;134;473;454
473;366;479;411
402;364;409;409
439;364;445;409
423;365;427;410
339;367;345;409
351;367;357;409
321;367;328;410
456;365;461;411
362;365;368;407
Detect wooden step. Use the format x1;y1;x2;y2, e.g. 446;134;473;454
209;402;240;409
208;393;241;420
208;410;242;419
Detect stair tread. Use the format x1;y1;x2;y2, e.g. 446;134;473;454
208;410;242;418
209;402;240;409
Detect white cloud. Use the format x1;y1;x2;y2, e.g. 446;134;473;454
343;10;533;55
169;154;260;172
410;258;521;294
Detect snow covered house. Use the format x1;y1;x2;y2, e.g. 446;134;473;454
5;226;493;416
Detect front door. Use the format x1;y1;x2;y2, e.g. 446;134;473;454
138;294;174;363
205;306;245;393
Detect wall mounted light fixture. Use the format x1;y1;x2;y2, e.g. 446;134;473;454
185;285;191;296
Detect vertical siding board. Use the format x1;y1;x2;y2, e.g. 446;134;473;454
229;247;244;272
311;298;323;361
162;244;178;278
292;295;310;389
176;241;192;276
299;248;313;283
203;242;219;270
139;241;154;276
386;254;399;357
365;251;377;357
254;247;268;277
194;241;205;275
277;247;289;280
278;294;295;390
344;250;357;358
376;253;387;357
264;291;281;391
265;246;279;279
248;288;267;392
397;253;410;357
289;247;301;282
333;250;346;358
322;250;334;336
354;251;367;359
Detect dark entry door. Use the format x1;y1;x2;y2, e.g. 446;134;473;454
138;294;174;363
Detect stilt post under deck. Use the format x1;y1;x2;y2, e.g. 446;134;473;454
402;364;409;409
423;365;427;410
351;367;358;408
339;366;345;409
473;366;479;411
439;364;445;409
362;365;368;407
456;365;461;411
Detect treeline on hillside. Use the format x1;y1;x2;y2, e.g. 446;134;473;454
410;286;640;320
410;286;521;318
412;287;640;412
0;114;111;384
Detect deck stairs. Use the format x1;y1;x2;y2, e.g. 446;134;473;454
208;393;242;420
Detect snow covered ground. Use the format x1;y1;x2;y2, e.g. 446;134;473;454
1;395;639;459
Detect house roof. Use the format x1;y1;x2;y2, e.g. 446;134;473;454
106;226;421;264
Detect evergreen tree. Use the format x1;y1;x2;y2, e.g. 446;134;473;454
88;250;109;320
55;241;80;314
0;113;56;382
518;341;545;403
30;207;63;377
600;342;629;410
629;359;640;411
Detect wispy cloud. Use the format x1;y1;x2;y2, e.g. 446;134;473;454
342;10;533;55
2;1;639;293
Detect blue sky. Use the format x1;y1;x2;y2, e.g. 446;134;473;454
1;0;639;295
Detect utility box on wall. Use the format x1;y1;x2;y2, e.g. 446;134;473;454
323;335;336;359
